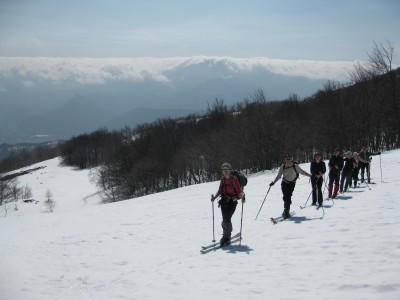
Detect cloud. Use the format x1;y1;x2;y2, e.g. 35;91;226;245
22;80;35;88
0;56;359;86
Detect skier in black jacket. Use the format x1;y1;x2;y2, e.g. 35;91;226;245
328;148;344;198
350;152;360;187
310;153;326;206
358;146;381;184
340;151;355;193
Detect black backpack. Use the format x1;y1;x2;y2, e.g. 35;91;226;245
221;170;248;196
231;170;248;187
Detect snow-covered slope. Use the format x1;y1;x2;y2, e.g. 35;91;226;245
1;151;399;300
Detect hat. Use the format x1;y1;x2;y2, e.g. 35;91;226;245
284;155;293;160
221;163;232;170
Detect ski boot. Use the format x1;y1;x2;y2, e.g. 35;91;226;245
282;210;291;219
220;235;231;247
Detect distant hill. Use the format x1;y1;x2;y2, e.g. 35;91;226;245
0;56;356;143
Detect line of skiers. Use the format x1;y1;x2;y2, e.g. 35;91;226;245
210;147;380;247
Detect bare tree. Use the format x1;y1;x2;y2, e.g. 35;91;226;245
367;40;395;75
0;177;19;217
22;184;33;200
0;177;17;206
367;41;399;139
44;190;56;213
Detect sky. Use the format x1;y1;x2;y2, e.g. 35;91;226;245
1;0;400;63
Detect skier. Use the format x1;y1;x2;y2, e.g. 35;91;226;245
269;155;312;219
340;151;355;193
358;146;381;184
310;153;326;207
350;152;360;187
328;148;344;198
211;163;245;247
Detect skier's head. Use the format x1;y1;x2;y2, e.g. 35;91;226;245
334;148;341;156
314;152;322;161
284;154;293;161
221;162;232;171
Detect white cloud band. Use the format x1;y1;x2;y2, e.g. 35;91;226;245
0;56;360;85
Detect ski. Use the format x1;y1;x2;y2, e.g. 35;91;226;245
201;233;241;250
200;235;242;254
270;212;295;224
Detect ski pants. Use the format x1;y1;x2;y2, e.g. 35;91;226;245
281;181;296;213
340;169;352;192
350;168;359;187
219;197;238;238
328;169;340;185
328;169;340;196
311;177;323;205
359;162;370;183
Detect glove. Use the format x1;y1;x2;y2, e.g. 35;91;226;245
269;181;275;187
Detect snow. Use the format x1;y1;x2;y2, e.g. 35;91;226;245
1;151;400;300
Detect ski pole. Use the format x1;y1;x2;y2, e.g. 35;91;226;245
322;175;327;197
211;194;218;242
379;154;383;182
323;178;334;205
300;182;317;209
239;200;244;245
255;186;271;220
365;181;371;190
317;188;326;213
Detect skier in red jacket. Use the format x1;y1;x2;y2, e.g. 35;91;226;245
211;163;245;247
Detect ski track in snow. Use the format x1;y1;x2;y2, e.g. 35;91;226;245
1;152;400;300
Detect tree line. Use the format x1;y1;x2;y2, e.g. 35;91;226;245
0;145;60;174
59;42;399;202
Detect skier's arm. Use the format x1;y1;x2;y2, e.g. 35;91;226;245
371;151;381;156
233;177;243;197
270;166;283;186
211;180;223;201
295;165;312;178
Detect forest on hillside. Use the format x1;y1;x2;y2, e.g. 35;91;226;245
58;43;400;202
1;42;399;203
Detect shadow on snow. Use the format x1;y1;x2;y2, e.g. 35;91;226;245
223;244;254;254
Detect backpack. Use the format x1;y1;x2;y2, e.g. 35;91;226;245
221;170;248;196
283;162;299;181
231;170;248;187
